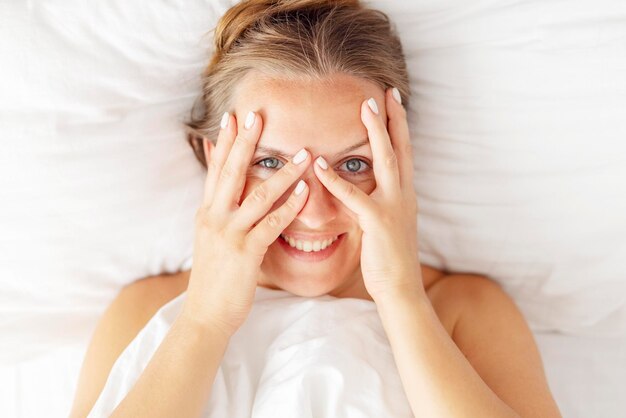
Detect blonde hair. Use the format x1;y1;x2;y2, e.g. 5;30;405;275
186;0;410;167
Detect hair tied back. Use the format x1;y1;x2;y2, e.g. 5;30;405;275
212;0;360;67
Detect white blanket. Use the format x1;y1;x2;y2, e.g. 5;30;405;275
88;287;413;417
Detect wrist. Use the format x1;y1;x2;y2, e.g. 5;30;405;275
371;281;428;308
374;284;431;321
179;301;237;340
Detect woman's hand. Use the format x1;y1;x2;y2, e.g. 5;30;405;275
313;88;424;304
182;111;311;337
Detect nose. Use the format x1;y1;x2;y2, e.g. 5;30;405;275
292;170;338;229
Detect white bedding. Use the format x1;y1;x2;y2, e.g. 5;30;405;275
2;0;626;416
1;291;624;418
88;287;414;417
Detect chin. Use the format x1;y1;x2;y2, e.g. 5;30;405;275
268;273;340;298
285;286;330;298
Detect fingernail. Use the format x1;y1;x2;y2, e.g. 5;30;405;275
367;98;379;115
392;87;402;105
295;180;307;195
292;148;308;165
316;156;328;170
244;111;255;130
220;112;229;129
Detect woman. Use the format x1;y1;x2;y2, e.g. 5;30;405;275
70;0;562;417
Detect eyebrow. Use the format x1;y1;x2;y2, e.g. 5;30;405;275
254;138;370;160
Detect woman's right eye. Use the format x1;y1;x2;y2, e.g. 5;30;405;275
256;157;285;170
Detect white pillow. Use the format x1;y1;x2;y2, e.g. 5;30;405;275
0;0;232;363
368;0;626;336
1;0;624;365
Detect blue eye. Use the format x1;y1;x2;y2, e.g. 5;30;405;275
254;156;370;176
256;157;284;170
339;158;370;175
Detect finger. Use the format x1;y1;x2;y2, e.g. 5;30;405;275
361;97;401;197
233;148;311;230
203;112;236;206
247;179;309;250
385;87;415;193
202;136;213;166
313;156;376;220
212;110;263;211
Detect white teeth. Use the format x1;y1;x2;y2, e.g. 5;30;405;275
281;234;339;252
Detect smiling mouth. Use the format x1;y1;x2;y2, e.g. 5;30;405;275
279;234;341;253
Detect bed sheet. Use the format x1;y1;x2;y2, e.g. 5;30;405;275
1;313;624;417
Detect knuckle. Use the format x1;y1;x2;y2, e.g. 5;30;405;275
280;163;298;178
385;152;398;169
219;164;236;180
284;195;300;211
265;212;282;229
233;134;249;148
250;185;268;204
327;171;341;186
327;172;355;197
342;181;356;198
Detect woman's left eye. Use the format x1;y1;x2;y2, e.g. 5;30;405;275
339;158;370;175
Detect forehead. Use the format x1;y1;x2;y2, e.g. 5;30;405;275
232;72;386;153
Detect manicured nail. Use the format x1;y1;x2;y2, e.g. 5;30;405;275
367;98;379;115
292;148;308;165
244;111;255;130
316;156;328;170
392;87;402;105
294;180;307;195
220;112;229;129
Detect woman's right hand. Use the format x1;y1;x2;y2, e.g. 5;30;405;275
181;111;311;337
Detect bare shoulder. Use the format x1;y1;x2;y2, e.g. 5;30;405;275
418;268;486;336
425;273;504;329
69;270;191;418
123;269;191;314
424;272;535;343
427;273;562;417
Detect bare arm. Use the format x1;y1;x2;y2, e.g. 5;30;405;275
69;272;189;418
106;108;312;417
376;273;562;418
109;308;230;418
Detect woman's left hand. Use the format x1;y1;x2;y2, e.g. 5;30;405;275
313;87;425;304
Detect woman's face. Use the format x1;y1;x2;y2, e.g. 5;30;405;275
232;72;388;300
